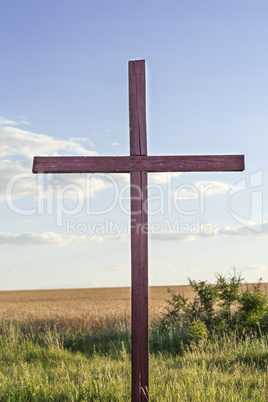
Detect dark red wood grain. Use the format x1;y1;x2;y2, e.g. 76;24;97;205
33;155;244;173
129;60;147;156
130;171;148;402
129;60;149;402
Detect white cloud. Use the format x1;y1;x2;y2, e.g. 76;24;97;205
1;160;35;201
232;264;268;283
190;267;198;273
149;172;181;184
234;264;267;272
0;268;18;274
19;120;31;125
217;222;268;238
150;232;197;242
2;164;112;203
110;173;130;185
0;121;113;203
44;280;101;289
195;181;232;196
70;137;95;147
108;172;181;187
173;180;232;199
38;174;113;200
111;142;119;146
112;234;129;241
0;231;103;247
150;222;268;242
0;116;17;126
106;263;128;272
0;125;97;159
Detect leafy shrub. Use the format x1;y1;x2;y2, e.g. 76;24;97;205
160;289;188;330
188;279;218;317
187;319;208;344
215;271;243;318
160;270;268;342
238;280;268;335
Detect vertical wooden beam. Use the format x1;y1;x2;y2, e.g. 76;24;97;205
129;60;149;401
129;60;147;157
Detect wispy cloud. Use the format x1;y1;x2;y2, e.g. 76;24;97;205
0;125;97;159
149;172;181;184
44;280;101;289
70;137;95;147
217;223;268;238
109;172;182;186
0;119;113;203
2;163;112;203
234;264;267;272
106;263;128;272
0;116;17;126
1;160;36;201
232;264;268;283
112;234;129;241
151;232;198;241
0;231;103;247
173;180;232;199
0;268;18;274
150;222;268;242
19;120;31;125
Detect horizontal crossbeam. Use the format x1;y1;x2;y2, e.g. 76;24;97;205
33;155;244;174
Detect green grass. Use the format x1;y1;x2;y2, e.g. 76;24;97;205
0;320;267;401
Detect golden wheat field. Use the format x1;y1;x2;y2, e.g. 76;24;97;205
0;283;267;332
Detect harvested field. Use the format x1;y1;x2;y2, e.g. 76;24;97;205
0;283;267;332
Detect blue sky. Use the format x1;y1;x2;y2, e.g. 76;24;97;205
0;0;267;290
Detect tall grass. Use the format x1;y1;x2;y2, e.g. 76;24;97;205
0;277;267;400
0;319;267;401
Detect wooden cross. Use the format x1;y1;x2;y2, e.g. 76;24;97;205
33;60;245;401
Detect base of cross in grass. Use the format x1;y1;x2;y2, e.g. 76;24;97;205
33;60;245;402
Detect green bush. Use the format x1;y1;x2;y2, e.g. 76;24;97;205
160;271;268;341
238;280;268;335
160;288;188;330
215;270;243;318
187;319;208;344
188;279;218;319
